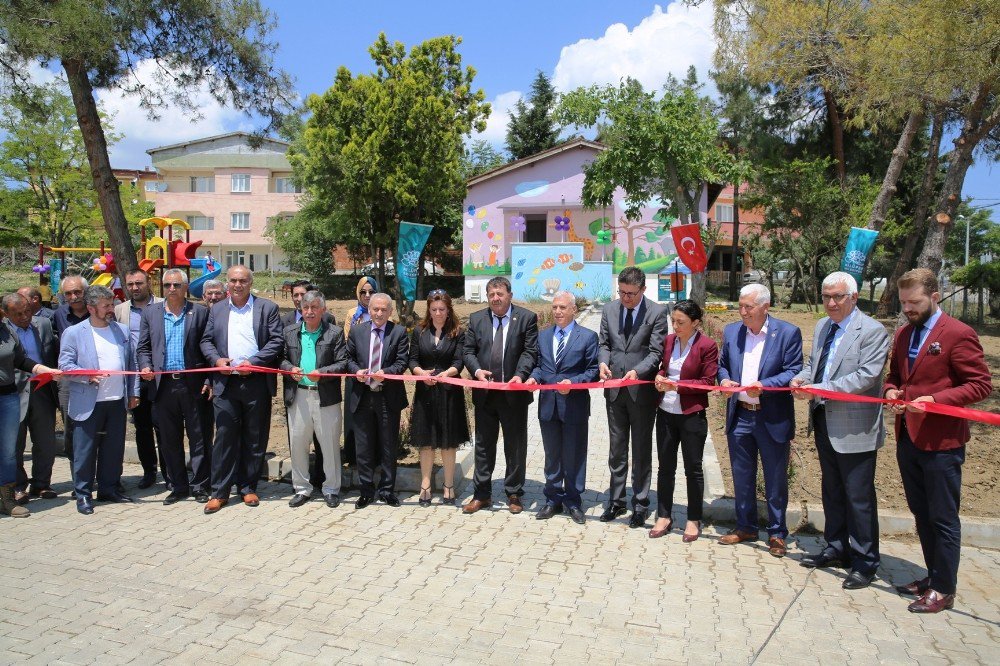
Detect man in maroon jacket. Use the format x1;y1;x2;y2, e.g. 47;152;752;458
884;268;992;614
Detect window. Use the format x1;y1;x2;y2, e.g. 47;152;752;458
274;177;301;194
144;181;161;192
715;203;734;223
190;176;214;193
225;250;245;267
231;174;251;192
230;212;250;231
525;214;547;243
186;215;214;231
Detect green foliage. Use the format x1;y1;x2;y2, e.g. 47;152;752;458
951;260;1000;291
506;71;561;160
463;139;508;180
945;206;1000;265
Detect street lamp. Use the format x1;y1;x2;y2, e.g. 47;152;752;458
958;214;969;318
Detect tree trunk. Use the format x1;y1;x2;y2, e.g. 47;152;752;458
823;87;847;186
867;109;924;231
62;59;138;279
728;183;742;301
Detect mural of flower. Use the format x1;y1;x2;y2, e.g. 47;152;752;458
510;215;526;232
553;215;570;232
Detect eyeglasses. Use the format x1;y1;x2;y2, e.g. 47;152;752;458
821;293;850;304
64;290;83;296
163;283;184;289
618;288;641;298
359;290;374;296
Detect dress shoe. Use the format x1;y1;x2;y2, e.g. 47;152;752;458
568;507;586;525
682;521;702;543
96;491;135;503
628;510;649;529
324;494;340;508
136;473;156;489
507;495;523;514
162;491;189;506
30;488;58;500
599;505;627;522
536;504;563;520
768;536;787;558
648;519;673;539
380;493;401;507
355;495;373;510
288;493;310;508
14;489;30;505
441;485;455;506
908;589;955;614
800;551;847;569
76;496;94;515
842;570;876;590
895;576;931;596
204;498;227;514
194;491;210;504
242;493;260;507
719;529;758;545
463;498;490;514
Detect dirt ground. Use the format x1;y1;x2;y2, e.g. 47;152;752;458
704;307;1000;519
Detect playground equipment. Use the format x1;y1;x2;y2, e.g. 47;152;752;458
36;240;122;302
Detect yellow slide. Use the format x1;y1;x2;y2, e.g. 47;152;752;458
91;273;114;287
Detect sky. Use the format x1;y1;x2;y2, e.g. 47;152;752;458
85;1;997;215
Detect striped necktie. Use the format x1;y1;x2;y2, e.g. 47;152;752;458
555;328;566;368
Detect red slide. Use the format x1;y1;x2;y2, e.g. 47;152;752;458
138;258;164;272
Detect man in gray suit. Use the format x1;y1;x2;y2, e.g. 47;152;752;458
791;271;889;590
598;266;669;527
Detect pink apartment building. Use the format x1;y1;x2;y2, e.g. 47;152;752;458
147;132;301;272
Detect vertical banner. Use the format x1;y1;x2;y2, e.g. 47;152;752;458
840;227;879;285
49;258;63;298
396;221;434;302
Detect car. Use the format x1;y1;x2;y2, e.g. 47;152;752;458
742;269;765;284
359;259;442;276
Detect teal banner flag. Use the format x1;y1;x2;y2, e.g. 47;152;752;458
396;221;434;301
840;227;879;285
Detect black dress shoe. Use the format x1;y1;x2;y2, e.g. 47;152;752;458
599;505;627;522
628;511;649;528
76;497;94;515
96;492;134;503
843;570;876;590
324;494;340;508
288;493;310;508
137;473;156;489
568;507;586;525
194;491;210;504
355;495;373;509
800;551;847;569
162;492;188;506
536;504;563;520
380;493;401;507
895;577;931;596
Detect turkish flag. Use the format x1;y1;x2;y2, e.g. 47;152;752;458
671;223;708;273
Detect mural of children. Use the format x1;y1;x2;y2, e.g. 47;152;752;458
487;244;499;268
469;242;484;270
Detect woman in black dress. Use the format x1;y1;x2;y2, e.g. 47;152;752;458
409;290;469;506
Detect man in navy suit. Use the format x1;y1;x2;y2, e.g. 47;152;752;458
526;291;599;525
717;283;803;557
200;265;284;514
137;269;212;506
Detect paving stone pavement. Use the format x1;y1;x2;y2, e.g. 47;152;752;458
1;311;998;664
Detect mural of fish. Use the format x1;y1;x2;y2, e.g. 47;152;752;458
528;278;537;284
532;268;541;275
568;262;584;271
575;281;585;290
515;272;523;279
540;258;555;270
557;254;572;264
516;258;526;267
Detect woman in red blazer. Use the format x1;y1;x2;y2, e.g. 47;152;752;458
651;300;719;542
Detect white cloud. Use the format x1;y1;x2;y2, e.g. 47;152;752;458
552;2;716;94
470;90;522;148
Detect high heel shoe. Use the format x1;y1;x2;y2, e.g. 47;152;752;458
418;485;432;508
648;518;673;539
441;485;455;506
682;521;702;543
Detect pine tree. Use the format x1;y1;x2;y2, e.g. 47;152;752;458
506;71;561;159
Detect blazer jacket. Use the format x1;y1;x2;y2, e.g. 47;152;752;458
463;304;539;408
58;319;138;422
114;296;162;328
794;311;889;453
200;296;285;396
346;320;409;413
656;331;719;414
136;301;210;400
717;316;803;443
598;296;669;405
7;316;58;407
280;320;348;408
884;311;992;451
530;324;599;423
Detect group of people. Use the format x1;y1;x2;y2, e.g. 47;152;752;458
0;263;991;616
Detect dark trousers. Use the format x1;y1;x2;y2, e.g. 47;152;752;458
655;409;707;521
152;377;211;495
131;385;166;481
58;381;75;477
15;388;58;492
539;418;588;509
72;398;127;498
897;424;964;595
354;390;400;497
211;376;271;498
472;393;529;500
814;407;880;574
606;392;655;510
728;409;790;538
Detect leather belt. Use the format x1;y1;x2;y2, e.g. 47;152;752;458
737;401;762;412
163;373;184;380
298;384;320;391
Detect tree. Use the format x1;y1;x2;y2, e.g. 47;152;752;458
0;0;294;280
288;34;489;320
463;139;508;179
505;71;560;160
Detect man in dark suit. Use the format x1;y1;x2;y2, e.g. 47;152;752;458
597;266;669;527
200;265;284;514
136;269;212;506
526;291;598;525
346;292;408;508
4;293;59;500
884;268;992;613
462;276;539;515
718;283;803;557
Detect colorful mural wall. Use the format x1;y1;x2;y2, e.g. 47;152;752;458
510;243;612;303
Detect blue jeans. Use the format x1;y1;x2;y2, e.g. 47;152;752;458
0;391;23;485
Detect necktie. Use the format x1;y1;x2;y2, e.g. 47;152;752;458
813;322;839;383
490;315;505;381
623;308;635;338
908;323;923;370
555;328;566;368
369;327;382;384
